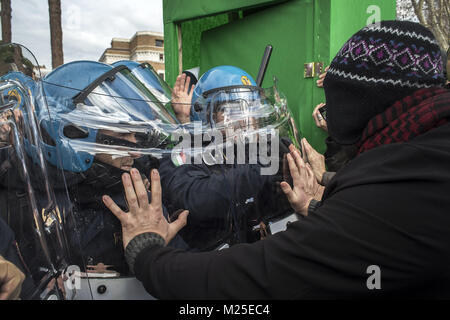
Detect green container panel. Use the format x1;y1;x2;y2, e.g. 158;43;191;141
199;0;319;147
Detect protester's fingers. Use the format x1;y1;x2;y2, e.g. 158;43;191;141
303;138;313;152
122;173;139;211
149;169;162;212
288;144;301;154
130;168;149;210
292;151;309;187
308;162;318;187
103;195;127;222
312;108;322;127
302;138;317;160
305;163;315;187
314;109;324;122
286;154;301;187
280;181;293;194
319;67;329;77
300;139;308;163
305;158;315;178
168;210;189;242
299;160;308;187
313;103;325;115
291;147;305;174
301;138;309;157
280;181;296;204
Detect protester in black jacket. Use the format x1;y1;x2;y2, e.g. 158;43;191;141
103;20;450;299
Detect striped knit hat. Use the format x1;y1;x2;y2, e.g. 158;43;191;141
323;20;446;145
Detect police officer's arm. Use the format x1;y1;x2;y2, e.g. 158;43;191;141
158;156;270;221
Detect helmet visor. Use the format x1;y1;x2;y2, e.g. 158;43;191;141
131;62;172;104
42;65;186;165
195;83;300;147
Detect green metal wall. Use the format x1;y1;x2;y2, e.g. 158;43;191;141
329;0;397;58
163;0;286;87
199;0;317;147
180;15;230;72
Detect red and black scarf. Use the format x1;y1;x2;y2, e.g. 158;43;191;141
358;87;450;154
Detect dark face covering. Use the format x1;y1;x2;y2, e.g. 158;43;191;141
323;137;358;172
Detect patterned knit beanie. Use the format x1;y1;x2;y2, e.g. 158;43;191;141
323;20;446;145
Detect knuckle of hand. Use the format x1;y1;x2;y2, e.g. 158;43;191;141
151;203;162;211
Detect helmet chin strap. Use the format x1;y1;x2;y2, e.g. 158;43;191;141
96;131;139;149
74;154;160;195
79;161;128;191
67;132;162;203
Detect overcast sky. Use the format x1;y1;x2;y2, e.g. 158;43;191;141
11;0;164;69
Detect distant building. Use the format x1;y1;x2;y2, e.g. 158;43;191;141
99;31;165;79
34;65;51;78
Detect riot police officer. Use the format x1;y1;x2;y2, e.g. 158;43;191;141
158;66;300;250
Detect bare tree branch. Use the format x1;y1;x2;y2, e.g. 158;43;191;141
412;0;427;27
410;0;449;51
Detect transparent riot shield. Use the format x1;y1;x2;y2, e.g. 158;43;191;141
0;43;71;300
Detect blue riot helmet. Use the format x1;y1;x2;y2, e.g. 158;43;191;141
112;60;172;104
191;65;257;122
41;61;114;172
40;60;179;176
1;71;36;93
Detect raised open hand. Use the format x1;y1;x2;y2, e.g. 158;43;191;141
280;147;321;216
103;168;189;248
172;73;195;124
